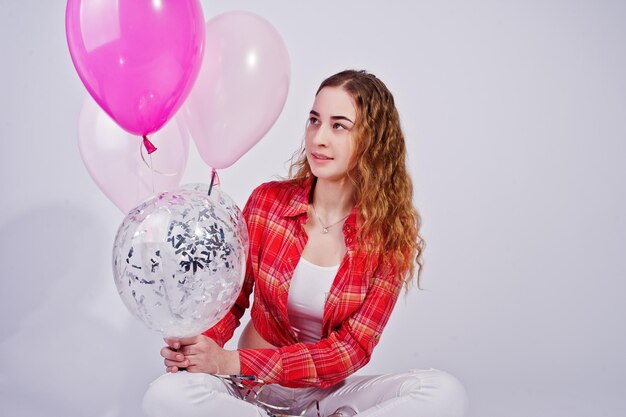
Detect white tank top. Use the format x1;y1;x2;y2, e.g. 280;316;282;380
287;257;339;344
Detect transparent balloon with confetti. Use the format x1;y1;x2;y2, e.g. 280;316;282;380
112;184;248;337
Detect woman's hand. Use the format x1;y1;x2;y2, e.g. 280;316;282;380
160;335;241;375
160;338;187;373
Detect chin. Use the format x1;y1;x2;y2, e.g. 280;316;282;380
308;160;349;182
313;171;349;183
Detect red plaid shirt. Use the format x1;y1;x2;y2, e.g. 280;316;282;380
203;177;403;388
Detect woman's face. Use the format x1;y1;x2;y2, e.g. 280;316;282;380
305;86;357;182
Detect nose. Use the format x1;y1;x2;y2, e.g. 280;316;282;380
310;123;329;147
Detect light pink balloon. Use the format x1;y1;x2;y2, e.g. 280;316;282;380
181;11;291;169
66;0;205;136
78;96;189;213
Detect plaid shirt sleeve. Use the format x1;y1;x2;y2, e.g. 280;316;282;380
238;262;403;388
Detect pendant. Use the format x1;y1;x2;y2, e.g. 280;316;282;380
322;228;329;234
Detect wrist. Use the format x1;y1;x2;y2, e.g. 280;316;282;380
220;349;241;375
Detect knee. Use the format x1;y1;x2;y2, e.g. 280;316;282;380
400;369;469;417
142;372;196;417
142;372;226;417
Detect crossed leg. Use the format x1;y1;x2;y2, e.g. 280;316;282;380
142;369;468;417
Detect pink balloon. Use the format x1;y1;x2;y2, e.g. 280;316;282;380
181;11;291;169
66;0;205;136
78;96;189;213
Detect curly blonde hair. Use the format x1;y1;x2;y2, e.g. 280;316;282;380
288;70;424;288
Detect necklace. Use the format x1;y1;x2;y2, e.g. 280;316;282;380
311;203;350;234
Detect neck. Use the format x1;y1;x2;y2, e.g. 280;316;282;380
311;176;355;219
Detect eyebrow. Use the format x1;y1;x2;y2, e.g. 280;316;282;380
309;110;354;125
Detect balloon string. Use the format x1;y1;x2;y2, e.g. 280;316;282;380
208;168;220;196
139;138;178;177
150;152;155;194
141;136;157;194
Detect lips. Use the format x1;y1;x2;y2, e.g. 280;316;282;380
312;152;333;160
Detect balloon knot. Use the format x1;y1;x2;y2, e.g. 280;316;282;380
208;169;220;196
143;135;157;154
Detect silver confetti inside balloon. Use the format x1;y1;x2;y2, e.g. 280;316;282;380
112;184;248;337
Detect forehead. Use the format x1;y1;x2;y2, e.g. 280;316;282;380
312;86;357;119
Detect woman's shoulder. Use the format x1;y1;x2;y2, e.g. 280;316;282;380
246;179;305;211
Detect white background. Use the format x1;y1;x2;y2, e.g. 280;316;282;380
1;1;625;416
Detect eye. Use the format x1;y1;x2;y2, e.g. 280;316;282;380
308;116;320;125
333;122;347;130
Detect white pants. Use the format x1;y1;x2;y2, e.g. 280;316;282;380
142;368;468;417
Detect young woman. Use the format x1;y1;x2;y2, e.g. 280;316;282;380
143;70;468;417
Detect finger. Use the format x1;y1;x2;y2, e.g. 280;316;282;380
163;338;181;350
165;358;189;368
160;347;187;362
177;335;199;345
179;346;196;356
166;366;179;373
186;364;213;374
